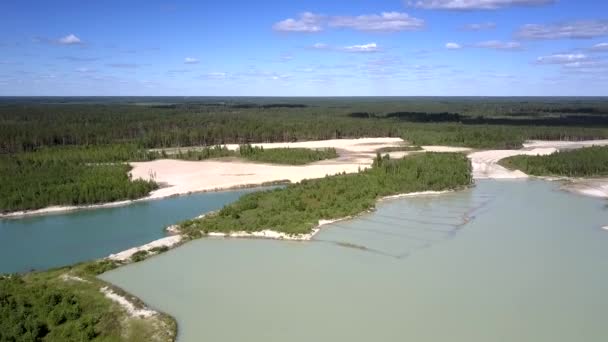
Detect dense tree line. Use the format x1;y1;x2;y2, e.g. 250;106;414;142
0;275;111;341
238;145;337;165
179;152;472;236
0;143;340;213
0;146;159;213
3;99;608;153
500;146;608;177
0;262;176;342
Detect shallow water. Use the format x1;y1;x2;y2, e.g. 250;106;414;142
0;188;271;273
102;180;608;342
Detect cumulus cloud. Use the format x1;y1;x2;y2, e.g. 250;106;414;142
536;54;588;64
329;12;424;32
473;40;522;50
58;34;82;45
462;22;496;31
184;57;199;64
409;0;554;10
592;43;608;51
342;43;380;53
445;42;462;49
272;12;323;33
517;20;608;39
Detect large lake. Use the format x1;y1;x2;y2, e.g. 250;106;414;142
102;180;608;342
0;188;271;274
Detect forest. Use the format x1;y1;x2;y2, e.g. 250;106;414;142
2;97;608;153
499;146;608;177
0;260;175;342
0;144;337;213
2;97;608;212
179;152;472;237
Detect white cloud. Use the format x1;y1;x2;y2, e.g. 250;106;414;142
409;0;554;10
58;34;82;45
445;42;462;49
310;43;330;50
342;43;380;53
205;72;227;79
75;67;95;73
272;12;323;33
592;43;608;51
536;54;588;64
473;40;522;50
517;21;608;39
329;12;424;32
462;22;496;30
184;57;199;64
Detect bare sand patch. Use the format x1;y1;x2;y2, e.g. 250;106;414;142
131;138;405;199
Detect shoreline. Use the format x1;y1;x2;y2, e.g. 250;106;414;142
5;138;607;219
0;181;290;220
103;189;463;263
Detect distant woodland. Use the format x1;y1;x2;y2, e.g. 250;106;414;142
2;97;608;212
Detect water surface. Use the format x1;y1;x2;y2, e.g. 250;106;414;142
0;188;270;273
102;180;608;342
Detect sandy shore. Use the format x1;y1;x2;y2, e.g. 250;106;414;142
0;200;137;219
131;138;408;199
108;235;182;262
467;140;608;198
5;138;607;219
468;148;557;179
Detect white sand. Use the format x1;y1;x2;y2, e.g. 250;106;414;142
0;200;134;219
523;139;608;149
468;148;557;179
380;190;452;201
101;287;157;318
108;235;182;262
131;138;406;199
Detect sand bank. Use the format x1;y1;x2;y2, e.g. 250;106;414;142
0;199;135;219
108;235;182;262
101;287;157;318
559;179;608;198
468;148;557;179
131;138;406;199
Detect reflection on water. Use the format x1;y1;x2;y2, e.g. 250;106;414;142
102;180;608;342
0;187;272;273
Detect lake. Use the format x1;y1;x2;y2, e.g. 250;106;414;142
0;188;271;274
102;180;608;342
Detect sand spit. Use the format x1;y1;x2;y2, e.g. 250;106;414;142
559;179;608;199
380;190;452;201
0;200;135;219
101;286;157;318
468;148;557;179
523;139;608;149
108;235;182;262
468;140;608;198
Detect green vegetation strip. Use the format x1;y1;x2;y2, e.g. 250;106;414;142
180;152;472;237
0;144;337;213
500;146;608;177
0;261;176;342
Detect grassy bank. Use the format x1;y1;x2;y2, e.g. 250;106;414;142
0;261;176;342
500;146;608;177
179;152;472;237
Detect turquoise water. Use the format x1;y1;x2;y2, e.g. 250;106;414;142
0;188;271;274
102;180;608;342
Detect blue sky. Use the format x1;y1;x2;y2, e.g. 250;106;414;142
1;0;607;96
